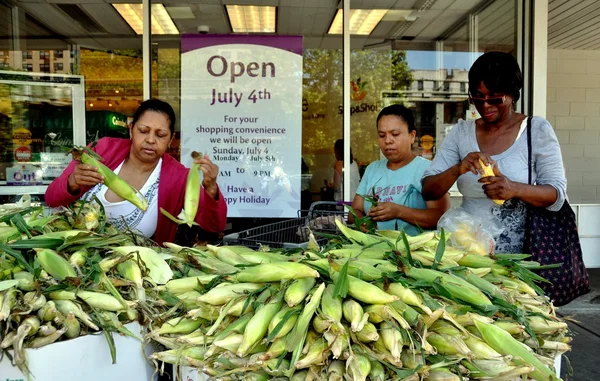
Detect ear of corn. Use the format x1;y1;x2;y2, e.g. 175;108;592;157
333;273;397;305
111;246;173;284
287;283;326;365
478;159;504;205
197;283;264;305
235;262;319;283
321;284;343;323
285;277;316;307
35;248;76;280
78;150;148;211
342;299;368;332
54;300;98;331
237;297;283;357
474;320;557;381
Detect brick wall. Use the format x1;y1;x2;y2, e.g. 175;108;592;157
547;49;600;203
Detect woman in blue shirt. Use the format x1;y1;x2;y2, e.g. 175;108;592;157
351;105;450;234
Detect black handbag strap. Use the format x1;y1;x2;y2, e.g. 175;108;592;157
526;116;533;185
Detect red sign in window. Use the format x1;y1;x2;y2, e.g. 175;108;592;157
14;146;32;162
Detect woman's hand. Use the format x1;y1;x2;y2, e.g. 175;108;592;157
459;152;495;176
67;163;104;194
195;153;219;199
478;165;520;201
368;202;400;222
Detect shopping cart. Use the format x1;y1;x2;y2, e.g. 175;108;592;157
222;201;350;249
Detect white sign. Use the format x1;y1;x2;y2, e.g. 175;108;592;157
181;35;303;218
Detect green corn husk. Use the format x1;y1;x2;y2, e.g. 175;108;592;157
237;297;283;357
369;360;386;381
239;250;288;264
151;349;205;367
329;271;397;305
208;245;251;266
287;283;326;366
157;317;202;335
0;288;17;321
111;246;173;284
37;301;59;322
295;338;328;369
380;322;402;362
23;292;46;312
474;320;557;381
197;283;264;305
28;327;67;349
38;323;57;337
290;371;309;381
50;290;125;312
342;299;368;332
321;284;343;322
69;250;88;267
327;360;345;381
259;337;287;361
116;259;146;301
312;315;331;334
285;277;316;307
14;271;35;291
464;335;503;359
425;368;460;381
427;333;471;356
385;282;433;315
54;300;98;331
35;248;76;280
401;350;425;369
347;352;371;381
213;333;244;352
267;305;300;340
0;331;16;349
235;262;319;282
405;267;493;306
356;322;379;342
262;358;290;376
64;312;81;339
158;275;218;294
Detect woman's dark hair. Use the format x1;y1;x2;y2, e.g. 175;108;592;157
376;104;416;133
334;139;354;162
468;52;523;102
132;98;176;135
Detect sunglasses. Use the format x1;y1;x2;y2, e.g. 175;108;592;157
469;95;506;106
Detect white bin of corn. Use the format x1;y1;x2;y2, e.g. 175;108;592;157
0;322;156;381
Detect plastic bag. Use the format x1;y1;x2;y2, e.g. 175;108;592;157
437;207;505;255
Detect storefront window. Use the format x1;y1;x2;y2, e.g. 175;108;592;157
349;0;516;175
0;1;142;203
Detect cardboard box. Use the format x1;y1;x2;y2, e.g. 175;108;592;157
0;322;155;381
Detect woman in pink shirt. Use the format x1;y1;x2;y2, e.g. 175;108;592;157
45;99;227;246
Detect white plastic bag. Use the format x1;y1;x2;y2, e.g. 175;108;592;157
437;207;505;255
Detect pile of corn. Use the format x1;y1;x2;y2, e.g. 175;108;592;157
148;221;571;381
0;200;172;377
0;198;571;380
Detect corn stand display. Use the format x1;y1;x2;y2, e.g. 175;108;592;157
0;199;569;381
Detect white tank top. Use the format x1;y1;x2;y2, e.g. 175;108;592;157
82;159;161;238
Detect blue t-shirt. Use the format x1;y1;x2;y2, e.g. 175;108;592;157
356;156;431;235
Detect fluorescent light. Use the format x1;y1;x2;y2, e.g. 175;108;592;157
225;5;276;33
113;3;179;35
328;9;388;35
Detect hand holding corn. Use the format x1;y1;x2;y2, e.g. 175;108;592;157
193;152;220;199
458;151;495;176
478;159;520;205
67;162;105;192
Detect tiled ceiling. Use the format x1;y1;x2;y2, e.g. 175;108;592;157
0;0;520;51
